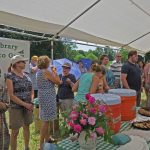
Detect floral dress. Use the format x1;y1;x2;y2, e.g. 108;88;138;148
36;70;57;121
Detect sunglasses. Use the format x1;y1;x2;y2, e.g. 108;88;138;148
62;67;70;70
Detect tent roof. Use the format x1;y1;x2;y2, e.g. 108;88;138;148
0;0;150;54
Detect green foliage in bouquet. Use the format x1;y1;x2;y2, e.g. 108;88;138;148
60;94;113;142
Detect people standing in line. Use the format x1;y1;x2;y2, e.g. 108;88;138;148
110;53;122;88
99;54;115;88
121;51;142;106
144;62;150;106
78;61;87;76
57;62;76;112
73;63;107;102
29;56;38;98
6;55;34;150
36;56;60;150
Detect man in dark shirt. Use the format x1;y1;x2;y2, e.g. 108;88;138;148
57;62;76;111
121;50;142;106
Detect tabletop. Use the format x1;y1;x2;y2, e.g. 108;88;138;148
57;122;140;150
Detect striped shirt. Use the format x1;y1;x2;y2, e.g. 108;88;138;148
110;61;122;88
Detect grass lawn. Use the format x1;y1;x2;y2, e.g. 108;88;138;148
17;122;40;150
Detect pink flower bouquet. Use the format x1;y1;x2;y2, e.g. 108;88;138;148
60;94;112;142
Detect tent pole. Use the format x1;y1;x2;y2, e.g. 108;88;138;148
121;31;150;49
51;39;54;63
50;0;102;60
49;0;102;60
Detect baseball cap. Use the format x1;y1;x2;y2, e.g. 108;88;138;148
31;55;38;61
11;55;28;65
62;62;71;68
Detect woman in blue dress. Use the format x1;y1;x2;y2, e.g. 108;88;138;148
36;56;60;150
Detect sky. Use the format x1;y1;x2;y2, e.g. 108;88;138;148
76;41;120;52
74;40;120;52
76;44;96;51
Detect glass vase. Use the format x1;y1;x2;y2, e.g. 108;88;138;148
78;131;97;150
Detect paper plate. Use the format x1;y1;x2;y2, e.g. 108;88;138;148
117;136;149;150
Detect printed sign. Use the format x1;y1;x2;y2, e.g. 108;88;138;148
0;37;30;87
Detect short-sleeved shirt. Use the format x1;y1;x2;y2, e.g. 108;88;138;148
57;74;76;100
121;61;141;91
110;61;122;80
6;72;33;108
75;73;94;102
110;61;122;88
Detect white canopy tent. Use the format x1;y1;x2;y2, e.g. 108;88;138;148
0;0;150;54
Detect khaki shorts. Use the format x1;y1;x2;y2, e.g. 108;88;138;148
9;108;33;129
59;99;73;112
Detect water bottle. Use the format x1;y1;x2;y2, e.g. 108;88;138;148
43;143;56;150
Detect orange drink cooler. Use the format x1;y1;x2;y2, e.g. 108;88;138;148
108;89;136;121
91;94;121;133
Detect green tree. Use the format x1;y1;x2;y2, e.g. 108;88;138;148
86;53;98;60
93;47;104;60
120;48;128;62
74;54;85;62
65;49;79;61
77;50;86;57
103;46;115;61
62;38;78;60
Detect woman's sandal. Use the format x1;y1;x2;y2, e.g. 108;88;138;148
47;137;57;143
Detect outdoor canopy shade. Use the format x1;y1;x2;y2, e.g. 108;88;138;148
0;0;150;54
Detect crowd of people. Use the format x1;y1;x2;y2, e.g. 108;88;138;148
0;50;150;150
